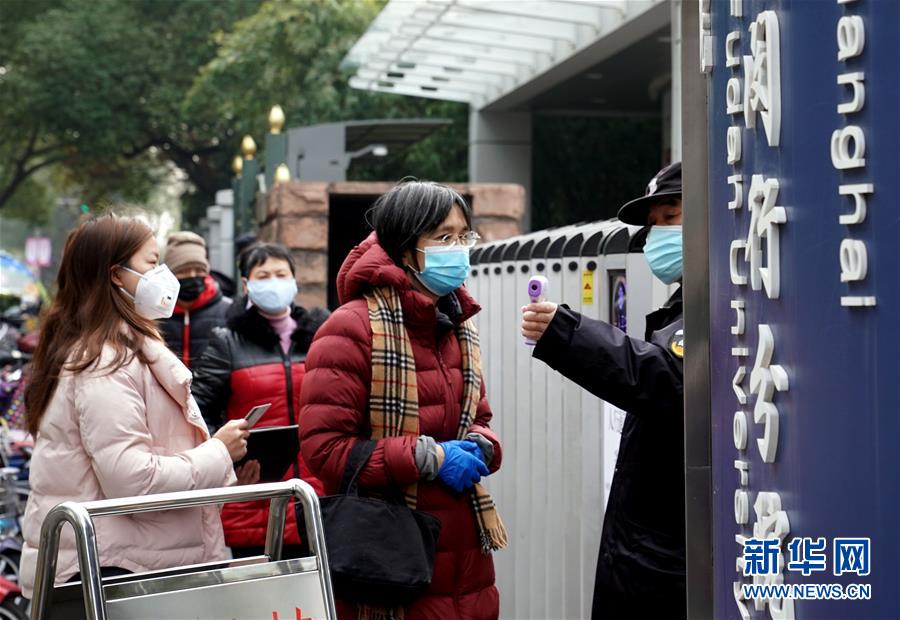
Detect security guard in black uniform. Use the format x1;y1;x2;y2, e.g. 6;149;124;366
521;161;686;619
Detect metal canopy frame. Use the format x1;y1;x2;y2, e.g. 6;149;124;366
343;0;663;109
343;118;453;161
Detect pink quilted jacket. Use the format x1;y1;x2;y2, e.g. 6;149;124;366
20;334;236;598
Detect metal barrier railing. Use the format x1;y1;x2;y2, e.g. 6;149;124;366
30;479;336;620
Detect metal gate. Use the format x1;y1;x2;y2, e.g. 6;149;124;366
30;479;335;620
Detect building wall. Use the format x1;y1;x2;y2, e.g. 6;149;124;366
259;181;525;309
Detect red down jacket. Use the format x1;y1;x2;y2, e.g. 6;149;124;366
299;233;502;619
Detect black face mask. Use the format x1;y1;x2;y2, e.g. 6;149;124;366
177;276;206;302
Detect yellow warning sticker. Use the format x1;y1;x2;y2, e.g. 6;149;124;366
582;271;594;305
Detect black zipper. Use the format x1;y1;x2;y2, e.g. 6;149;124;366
282;342;306;545
281;344;301;480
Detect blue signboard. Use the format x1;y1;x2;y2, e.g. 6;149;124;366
708;0;900;618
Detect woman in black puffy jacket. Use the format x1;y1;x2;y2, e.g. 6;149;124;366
192;242;328;558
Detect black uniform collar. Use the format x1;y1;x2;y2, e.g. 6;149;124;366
662;286;682;310
645;286;683;339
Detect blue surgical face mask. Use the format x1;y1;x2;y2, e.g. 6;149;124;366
410;245;470;297
644;225;683;284
246;277;298;313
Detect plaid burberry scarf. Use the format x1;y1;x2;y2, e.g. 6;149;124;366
365;286;508;552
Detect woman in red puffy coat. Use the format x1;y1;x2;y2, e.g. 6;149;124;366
299;181;504;619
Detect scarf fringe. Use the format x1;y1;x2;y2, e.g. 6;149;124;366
485;522;509;553
477;503;509;553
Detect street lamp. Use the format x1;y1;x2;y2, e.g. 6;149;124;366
274;163;291;185
284;120;450;182
265;105;289;190
344;144;388;163
330;143;389;176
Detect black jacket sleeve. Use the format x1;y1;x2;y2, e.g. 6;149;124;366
191;327;233;431
157;315;182;359
308;306;331;326
533;305;683;419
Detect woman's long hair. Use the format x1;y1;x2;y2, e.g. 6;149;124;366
25;214;161;435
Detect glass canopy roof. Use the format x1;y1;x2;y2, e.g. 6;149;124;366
343;0;664;109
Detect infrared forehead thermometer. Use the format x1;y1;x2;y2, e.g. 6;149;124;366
525;276;549;346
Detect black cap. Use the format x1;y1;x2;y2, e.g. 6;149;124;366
616;161;682;226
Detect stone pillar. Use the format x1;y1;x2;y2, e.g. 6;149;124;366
460;183;526;242
324;181;526;242
469;110;533;230
260;182;330;309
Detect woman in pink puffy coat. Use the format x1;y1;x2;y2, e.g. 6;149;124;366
20;214;256;598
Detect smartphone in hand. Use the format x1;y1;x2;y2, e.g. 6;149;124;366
244;403;272;428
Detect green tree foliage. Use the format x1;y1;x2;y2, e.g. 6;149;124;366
184;0;467;224
2;174;54;227
1;0;466;226
532;117;663;230
3;0;656;234
0;0;66;208
0;0;262;209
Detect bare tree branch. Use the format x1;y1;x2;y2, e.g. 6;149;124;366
0;127;65;209
22;154;67;178
123;138;166;159
31;142;67;158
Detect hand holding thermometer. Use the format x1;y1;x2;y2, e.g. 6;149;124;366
525;276;549;346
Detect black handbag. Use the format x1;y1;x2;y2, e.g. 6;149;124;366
320;439;442;606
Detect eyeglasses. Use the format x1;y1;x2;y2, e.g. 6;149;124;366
428;231;481;248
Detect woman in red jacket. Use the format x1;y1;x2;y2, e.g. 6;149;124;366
299;181;505;619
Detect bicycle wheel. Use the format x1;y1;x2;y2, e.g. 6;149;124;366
0;551;20;584
0;594;28;620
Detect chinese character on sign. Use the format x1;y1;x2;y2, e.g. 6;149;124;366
747;494;794;614
743;10;781;147
787;537;827;576
743;537;781;576
745;175;786;300
749;325;788;463
834;538;871;577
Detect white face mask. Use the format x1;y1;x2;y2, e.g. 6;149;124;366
246;277;298;314
119;265;181;320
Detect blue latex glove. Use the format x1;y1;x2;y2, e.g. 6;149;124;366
438;440;489;493
456;439;485;462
